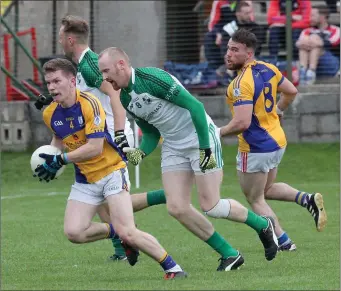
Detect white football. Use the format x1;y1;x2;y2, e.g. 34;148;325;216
30;145;66;178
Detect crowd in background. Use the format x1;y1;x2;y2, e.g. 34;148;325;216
203;0;340;85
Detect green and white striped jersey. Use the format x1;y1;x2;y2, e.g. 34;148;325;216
77;48;131;136
120;67;214;154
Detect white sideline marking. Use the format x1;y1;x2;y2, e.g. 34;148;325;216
1;192;66;200
1;182;339;201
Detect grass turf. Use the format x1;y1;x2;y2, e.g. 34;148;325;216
1;143;339;290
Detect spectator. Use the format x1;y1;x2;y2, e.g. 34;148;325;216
207;0;254;32
267;0;311;61
296;5;340;85
204;1;258;69
219;2;265;59
208;0;231;32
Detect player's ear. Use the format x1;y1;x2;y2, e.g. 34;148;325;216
70;76;76;87
117;60;125;70
68;36;74;46
247;48;253;59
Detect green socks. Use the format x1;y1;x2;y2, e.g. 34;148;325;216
146;189;166;206
245;210;268;233
112;238;125;256
205;231;238;258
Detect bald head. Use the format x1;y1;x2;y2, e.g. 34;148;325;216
98;47;130;65
98;47;132;90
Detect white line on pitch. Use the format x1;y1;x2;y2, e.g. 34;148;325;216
1;182;339;201
1;192;67;200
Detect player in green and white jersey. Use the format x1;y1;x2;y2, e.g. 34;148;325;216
58;15;167;262
98;47;279;271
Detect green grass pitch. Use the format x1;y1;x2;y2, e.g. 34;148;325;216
1;143;339;290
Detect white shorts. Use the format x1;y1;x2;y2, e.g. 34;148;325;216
68;168;131;205
236;147;286;173
161;123;223;174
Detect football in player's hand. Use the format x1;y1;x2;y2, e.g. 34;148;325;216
30;145;66;178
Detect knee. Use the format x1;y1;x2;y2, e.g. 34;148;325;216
264;184;273;198
167;203;189;219
244;193;264;206
204;199;231;218
64;227;84;244
116;226;138;246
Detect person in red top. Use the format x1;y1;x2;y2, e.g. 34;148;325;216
208;0;231;32
204;1;258;70
208;0;254;32
296;5;340;84
267;0;311;60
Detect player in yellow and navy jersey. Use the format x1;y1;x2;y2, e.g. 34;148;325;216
57;15;167;261
42;89;126;184
226;60;287;154
34;58;187;280
220;29;327;252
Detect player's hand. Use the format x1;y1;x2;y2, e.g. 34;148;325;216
34;94;53;110
33;154;66;182
114;130;130;150
122;148;146;166
199;148;217;172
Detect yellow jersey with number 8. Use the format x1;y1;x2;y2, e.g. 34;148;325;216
226;60;287;153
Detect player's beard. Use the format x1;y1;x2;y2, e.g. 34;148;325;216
226;61;244;71
109;79;120;91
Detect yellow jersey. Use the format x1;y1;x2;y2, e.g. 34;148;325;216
226;60;287;153
43;89;126;183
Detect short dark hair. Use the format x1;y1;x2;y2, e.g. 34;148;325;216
236;1;250;13
61;15;89;43
314;5;330;19
231;28;258;51
43;58;77;77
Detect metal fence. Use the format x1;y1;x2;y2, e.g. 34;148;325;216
1;0;340;102
0;0;340;151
